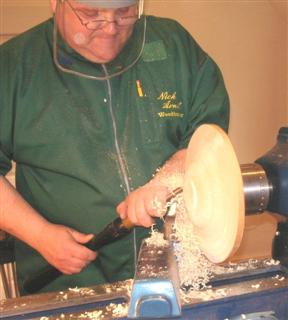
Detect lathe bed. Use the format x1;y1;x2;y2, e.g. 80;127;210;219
1;250;288;319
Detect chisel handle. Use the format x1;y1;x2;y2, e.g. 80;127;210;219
23;217;134;294
23;187;183;294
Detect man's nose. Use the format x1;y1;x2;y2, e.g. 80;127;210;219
101;12;118;34
102;20;118;34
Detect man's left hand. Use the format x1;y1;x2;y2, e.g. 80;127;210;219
116;185;170;227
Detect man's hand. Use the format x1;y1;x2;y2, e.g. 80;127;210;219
35;223;97;275
117;149;186;228
1;176;97;275
117;185;170;227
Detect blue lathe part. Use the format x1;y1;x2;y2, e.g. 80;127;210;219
256;127;288;216
128;279;181;318
128;240;181;319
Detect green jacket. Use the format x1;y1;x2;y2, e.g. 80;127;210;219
0;15;229;294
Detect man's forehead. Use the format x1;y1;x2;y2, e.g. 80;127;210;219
75;0;138;8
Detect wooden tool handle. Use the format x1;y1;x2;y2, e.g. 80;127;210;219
23;217;133;294
23;188;183;294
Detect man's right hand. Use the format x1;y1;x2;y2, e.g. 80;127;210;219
0;176;97;274
35;223;97;275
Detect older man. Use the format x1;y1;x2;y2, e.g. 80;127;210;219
0;0;229;294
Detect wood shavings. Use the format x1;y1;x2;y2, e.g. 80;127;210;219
180;286;230;303
273;274;285;281
150;189;182;218
107;302;128;317
150;196;166;217
265;259;280;266
138;261;168;278
54;282;132;319
76;303;128;319
57;291;68;301
251;283;261;289
56;287;97;303
145;192;214;292
152;159;184;192
78;310;103;319
149;160;184;217
68;287;96;296
145;225;168;247
68;287;81;293
173;195;213;291
111;279;132;295
160;173;184;193
79;288;96;296
215;288;228;297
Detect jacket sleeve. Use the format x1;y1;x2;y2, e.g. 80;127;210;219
0;146;12;176
178;27;230;149
0;46;13;176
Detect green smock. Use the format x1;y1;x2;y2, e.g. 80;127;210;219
0;15;229;295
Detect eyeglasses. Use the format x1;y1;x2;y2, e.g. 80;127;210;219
65;0;139;30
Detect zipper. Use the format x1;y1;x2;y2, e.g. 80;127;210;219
102;64;138;268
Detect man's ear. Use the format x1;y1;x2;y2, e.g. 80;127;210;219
50;0;57;13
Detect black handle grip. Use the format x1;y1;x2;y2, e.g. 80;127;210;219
23;266;62;294
23;217;133;294
86;217;133;251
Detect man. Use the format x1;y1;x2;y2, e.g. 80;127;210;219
0;0;229;295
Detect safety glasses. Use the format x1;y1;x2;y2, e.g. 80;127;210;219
65;0;139;30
